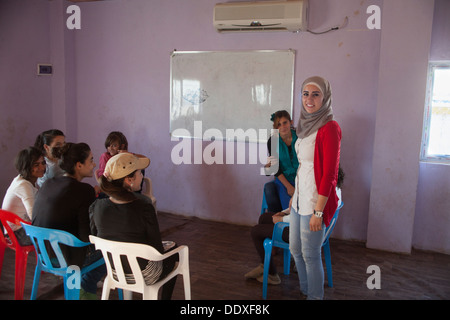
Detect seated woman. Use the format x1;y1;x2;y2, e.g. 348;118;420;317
2;147;46;246
264;110;299;213
89;152;178;300
246;166;345;285
32;142;105;299
34;129;65;187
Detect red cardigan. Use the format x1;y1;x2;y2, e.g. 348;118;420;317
314;121;341;227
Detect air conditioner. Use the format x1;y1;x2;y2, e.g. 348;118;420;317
213;0;308;33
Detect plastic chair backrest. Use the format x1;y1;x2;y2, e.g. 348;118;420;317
21;224;90;275
91;235;161;289
0;210;33;249
89;235;191;300
261;189;268;215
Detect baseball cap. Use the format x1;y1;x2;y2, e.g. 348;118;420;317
103;152;150;181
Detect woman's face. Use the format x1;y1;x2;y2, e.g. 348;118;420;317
30;156;46;180
275;116;292;136
302;84;324;114
107;141;121;156
78;151;96;178
44;135;65;159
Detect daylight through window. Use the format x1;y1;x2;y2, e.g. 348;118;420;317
421;63;450;163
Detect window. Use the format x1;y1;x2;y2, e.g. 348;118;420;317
420;62;450;163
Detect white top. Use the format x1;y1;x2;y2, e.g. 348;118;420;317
283;187;342;222
292;131;318;215
2;175;38;230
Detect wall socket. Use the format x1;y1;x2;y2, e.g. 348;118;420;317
37;64;53;75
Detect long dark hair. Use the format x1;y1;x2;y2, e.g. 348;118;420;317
99;171;138;202
14;147;44;181
34;129;65;155
53;142;91;175
337;165;345;189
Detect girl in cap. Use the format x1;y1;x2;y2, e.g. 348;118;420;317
90;152;178;300
290;76;341;300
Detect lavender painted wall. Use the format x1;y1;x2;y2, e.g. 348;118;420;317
72;0;381;240
1;0;449;254
366;0;435;254
0;0;53;197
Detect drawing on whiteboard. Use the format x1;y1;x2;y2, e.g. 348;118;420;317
183;88;209;105
170;50;295;143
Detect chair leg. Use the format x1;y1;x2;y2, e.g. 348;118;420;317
283;248;291;275
123;289;133;300
64;267;82;300
14;250;28;300
64;285;80;300
30;264;42;300
142;287;159;300
262;239;273;300
323;242;333;287
101;278;112;300
183;272;191;300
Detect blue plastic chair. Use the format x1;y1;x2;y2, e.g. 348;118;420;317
261;189;268;214
262;201;344;299
21;223;104;300
322;201;344;288
262;222;290;300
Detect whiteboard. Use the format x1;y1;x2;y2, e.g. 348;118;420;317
170;50;295;143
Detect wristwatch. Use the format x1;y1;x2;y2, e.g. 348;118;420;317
314;210;323;218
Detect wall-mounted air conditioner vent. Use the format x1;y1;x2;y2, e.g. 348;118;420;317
213;0;308;33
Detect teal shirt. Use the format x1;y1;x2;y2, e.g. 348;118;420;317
268;129;299;183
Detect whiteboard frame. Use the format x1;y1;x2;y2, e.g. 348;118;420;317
169;49;295;143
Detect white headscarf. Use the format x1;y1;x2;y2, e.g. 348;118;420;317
296;76;334;139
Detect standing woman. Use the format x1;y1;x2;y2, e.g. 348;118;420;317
290;76;341;300
34;129;65;187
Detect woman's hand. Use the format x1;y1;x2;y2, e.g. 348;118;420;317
272;211;286;224
287;184;295;197
309;215;323;232
310;195;328;231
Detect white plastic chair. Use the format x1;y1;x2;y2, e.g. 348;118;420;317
89;235;190;300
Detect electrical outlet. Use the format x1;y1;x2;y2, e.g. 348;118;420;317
37;64;52;75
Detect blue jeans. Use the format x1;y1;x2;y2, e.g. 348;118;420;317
289;208;325;300
264;178;294;213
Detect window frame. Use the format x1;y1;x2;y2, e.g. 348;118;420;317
420;61;450;164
